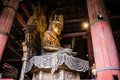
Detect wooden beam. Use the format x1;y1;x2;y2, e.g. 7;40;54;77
9;38;24;42
2;63;18;80
105;0;119;3
12;24;24;36
61;32;87;38
65;18;85;23
110;16;120;19
8;46;22;58
16;12;26;27
20;3;31;18
5;59;21;61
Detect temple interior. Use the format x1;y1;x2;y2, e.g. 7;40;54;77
0;0;120;80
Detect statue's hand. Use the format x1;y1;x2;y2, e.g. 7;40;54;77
59;48;72;54
43;46;59;51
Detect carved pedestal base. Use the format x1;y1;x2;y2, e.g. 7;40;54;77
26;54;89;80
32;69;80;80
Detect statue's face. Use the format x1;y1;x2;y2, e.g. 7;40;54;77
52;23;62;36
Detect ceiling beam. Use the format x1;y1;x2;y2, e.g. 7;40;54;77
65;18;86;23
61;32;87;38
9;39;24;42
20;3;31;18
105;0;120;3
16;12;26;27
12;25;24;36
110;16;120;19
5;59;22;62
8;46;22;58
64;15;120;23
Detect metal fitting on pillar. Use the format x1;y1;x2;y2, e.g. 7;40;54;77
97;15;103;20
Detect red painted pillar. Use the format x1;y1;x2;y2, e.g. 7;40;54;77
86;0;120;80
0;0;19;61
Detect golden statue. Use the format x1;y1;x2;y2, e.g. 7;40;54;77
25;4;47;55
25;15;89;80
42;15;75;55
43;15;63;51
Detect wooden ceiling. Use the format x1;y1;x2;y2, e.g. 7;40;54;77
0;0;120;78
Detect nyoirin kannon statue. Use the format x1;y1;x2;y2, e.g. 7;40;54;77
43;15;63;52
25;14;89;80
42;15;73;55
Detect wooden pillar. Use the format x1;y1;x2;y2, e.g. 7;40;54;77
20;3;31;18
16;13;26;27
0;0;19;60
87;31;94;66
86;0;120;80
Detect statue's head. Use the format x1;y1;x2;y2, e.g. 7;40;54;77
49;15;64;36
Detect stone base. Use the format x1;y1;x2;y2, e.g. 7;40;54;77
32;69;80;80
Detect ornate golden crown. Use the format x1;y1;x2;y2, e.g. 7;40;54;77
49;14;64;30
